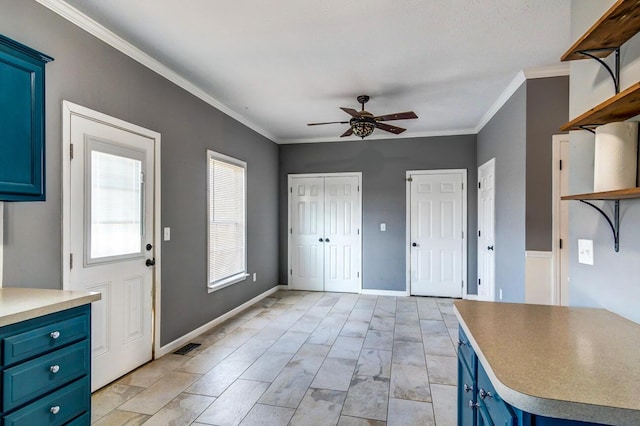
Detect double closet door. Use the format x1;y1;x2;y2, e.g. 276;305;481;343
289;174;362;293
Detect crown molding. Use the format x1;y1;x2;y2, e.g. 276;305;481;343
35;0;276;142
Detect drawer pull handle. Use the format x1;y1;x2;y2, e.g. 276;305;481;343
50;406;60;415
479;388;493;400
464;383;473;393
50;365;60;374
468;400;479;409
50;331;61;339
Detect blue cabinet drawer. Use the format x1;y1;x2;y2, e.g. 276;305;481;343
477;362;516;426
458;327;475;373
66;411;89;425
2;376;89;426
3;340;89;411
458;356;476;426
2;310;89;366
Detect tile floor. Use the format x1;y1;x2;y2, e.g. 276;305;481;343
91;291;460;425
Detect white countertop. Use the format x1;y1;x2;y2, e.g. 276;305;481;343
0;288;100;327
454;300;640;425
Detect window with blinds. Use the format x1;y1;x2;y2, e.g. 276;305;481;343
207;150;248;291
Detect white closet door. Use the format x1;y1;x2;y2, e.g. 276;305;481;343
477;159;496;301
410;172;463;297
290;177;325;291
323;176;361;293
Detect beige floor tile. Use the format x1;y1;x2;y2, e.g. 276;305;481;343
91;383;144;423
289;388;347;426
142;393;215;426
390;363;432;402
342;375;389;421
119;371;200;415
431;384;457;426
338;416;387;426
196;379;269;426
423;334;456;357
240;350;294;382
426;354;458;385
387;398;435;426
328;336;364;359
311;357;357;391
355;349;392;378
239;404;295;426
118;354;189;388
177;345;236;374
92;410;150;425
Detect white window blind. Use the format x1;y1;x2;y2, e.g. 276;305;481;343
207;150;247;291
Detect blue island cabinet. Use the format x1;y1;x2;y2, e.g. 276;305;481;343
457;327;601;426
0;305;91;425
0;34;53;201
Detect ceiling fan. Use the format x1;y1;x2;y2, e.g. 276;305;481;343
307;95;418;139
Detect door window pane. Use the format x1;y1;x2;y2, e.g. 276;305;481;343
90;150;142;259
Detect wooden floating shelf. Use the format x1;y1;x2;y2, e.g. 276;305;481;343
562;0;640;61
562;187;640;201
559;82;640;131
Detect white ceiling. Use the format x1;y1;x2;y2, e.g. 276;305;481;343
48;0;571;143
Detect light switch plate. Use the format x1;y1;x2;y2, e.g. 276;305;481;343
380;223;386;231
578;239;594;265
163;227;171;241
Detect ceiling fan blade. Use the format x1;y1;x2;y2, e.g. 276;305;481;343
376;122;406;134
374;111;418;121
340;127;354;137
340;107;361;117
307;121;349;126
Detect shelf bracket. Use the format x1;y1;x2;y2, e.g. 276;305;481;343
576;47;620;94
579;199;620;252
578;125;596;134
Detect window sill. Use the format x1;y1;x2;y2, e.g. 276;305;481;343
207;273;249;293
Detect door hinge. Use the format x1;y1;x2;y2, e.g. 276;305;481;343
559;238;563;249
357;185;360;192
290;228;293;234
357;229;360;235
462;280;464;288
462;182;464;190
462;231;464;239
357;272;360;278
407;177;413;182
478;230;481;237
290;187;292;194
290;269;293;275
478;278;481;285
478;182;481;189
70;253;73;269
559;160;563;171
70;144;74;160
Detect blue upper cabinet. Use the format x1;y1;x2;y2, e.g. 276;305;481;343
0;34;53;201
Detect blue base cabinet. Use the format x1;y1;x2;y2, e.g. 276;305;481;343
0;305;91;425
457;326;601;426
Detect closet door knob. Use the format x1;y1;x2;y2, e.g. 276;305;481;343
319;238;324;242
325;238;330;243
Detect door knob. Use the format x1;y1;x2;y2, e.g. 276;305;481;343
319;238;324;242
487;245;494;251
145;258;156;267
146;243;153;251
412;242;417;247
325;238;330;243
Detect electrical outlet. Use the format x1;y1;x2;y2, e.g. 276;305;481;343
578;239;594;265
253;273;257;282
499;289;503;300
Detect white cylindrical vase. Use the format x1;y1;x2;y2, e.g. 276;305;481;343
593;121;639;192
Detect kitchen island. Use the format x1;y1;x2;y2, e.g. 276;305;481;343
454;300;640;426
0;288;100;425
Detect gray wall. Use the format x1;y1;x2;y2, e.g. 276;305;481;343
568;0;640;324
1;0;279;345
525;77;569;251
279;135;478;294
477;84;527;302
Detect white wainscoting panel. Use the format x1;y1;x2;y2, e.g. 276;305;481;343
525;251;554;305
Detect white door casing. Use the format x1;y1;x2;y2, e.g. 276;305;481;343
477;158;495;302
552;135;570;306
62;101;161;391
407;170;467;298
288;173;361;293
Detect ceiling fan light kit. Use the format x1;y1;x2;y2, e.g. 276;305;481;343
308;95;418;139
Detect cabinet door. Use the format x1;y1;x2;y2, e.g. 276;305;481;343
458;357;476;426
0;35;52;201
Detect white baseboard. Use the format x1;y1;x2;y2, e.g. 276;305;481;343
360;289;409;297
464;294;478;301
276;284;289;290
156;285;281;358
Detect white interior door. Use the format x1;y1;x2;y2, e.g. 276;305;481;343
554;136;570;306
289;177;325;291
409;171;465;298
289;174;361;293
477;158;495;302
324;176;361;293
67;108;155;391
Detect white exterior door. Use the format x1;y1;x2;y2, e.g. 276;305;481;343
64;103;156;391
289;177;325;291
289;174;361;293
409;171;465;298
477;159;496;301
